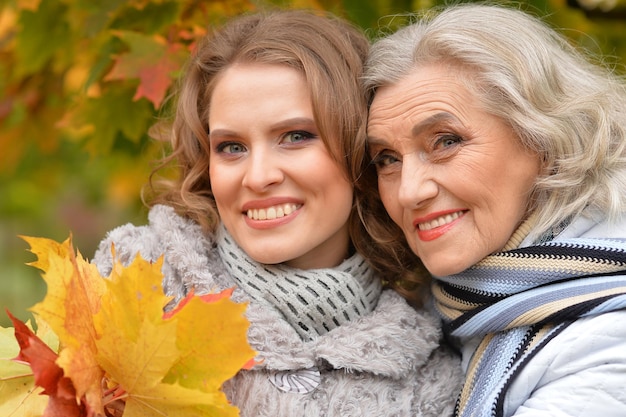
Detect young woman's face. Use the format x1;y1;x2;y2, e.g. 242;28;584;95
208;63;353;269
367;63;541;277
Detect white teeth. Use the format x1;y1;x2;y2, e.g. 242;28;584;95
418;211;463;231
247;204;300;220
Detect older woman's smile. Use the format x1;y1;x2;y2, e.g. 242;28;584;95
414;210;466;231
413;210;467;242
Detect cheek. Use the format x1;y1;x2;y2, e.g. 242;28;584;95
378;178;402;222
208;167;232;205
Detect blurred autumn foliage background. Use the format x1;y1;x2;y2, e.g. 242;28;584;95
1;0;625;327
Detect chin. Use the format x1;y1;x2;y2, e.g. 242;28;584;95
424;260;468;277
246;251;288;265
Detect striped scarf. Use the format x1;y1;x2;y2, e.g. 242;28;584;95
432;229;626;417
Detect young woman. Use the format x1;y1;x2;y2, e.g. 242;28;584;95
93;9;461;417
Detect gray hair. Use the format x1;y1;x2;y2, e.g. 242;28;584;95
363;3;626;241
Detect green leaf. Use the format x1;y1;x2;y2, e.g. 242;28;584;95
109;1;182;34
83;34;127;91
75;85;153;153
15;0;72;76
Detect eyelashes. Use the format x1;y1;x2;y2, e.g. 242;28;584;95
216;141;246;154
370;151;399;168
212;130;319;155
368;132;465;172
282;130;317;144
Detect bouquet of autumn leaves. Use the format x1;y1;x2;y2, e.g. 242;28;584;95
0;236;256;417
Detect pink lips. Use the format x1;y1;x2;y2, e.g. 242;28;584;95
242;197;302;230
413;210;466;241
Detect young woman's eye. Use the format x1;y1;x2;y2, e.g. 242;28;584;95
216;141;247;154
434;134;462;150
282;130;316;144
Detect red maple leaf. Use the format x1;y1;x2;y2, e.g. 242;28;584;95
105;31;188;108
7;310;88;417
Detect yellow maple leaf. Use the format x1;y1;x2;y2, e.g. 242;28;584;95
164;289;254;392
94;254;255;417
15;235;256;416
23;235;106;412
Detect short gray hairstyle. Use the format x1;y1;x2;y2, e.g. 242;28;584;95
362;3;626;241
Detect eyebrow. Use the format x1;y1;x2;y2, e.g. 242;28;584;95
412;112;459;137
209;117;317;142
367;112;460;146
208;128;236;141
269;117;316;133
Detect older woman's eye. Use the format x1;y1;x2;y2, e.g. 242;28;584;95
217;141;247;154
371;152;399;168
434;134;463;150
282;130;316;144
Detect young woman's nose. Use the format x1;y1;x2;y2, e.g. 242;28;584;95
241;148;284;192
397;155;438;209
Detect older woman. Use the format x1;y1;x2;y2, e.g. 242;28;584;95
354;3;626;417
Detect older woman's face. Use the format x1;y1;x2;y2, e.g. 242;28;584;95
367;63;541;276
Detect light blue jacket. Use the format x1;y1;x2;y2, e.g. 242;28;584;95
459;212;626;417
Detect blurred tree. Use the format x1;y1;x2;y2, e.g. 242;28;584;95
1;0;624;327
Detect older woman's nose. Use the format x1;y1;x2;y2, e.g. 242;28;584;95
397;155;438;209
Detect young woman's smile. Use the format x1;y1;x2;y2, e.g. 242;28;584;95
367;63;541;277
208;63;353;269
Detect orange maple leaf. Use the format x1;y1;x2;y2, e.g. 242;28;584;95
162;287;234;320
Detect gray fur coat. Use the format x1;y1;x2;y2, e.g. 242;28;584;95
92;205;462;417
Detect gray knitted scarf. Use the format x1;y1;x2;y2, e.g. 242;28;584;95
216;224;382;341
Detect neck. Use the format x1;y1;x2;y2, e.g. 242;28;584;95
216;224;382;341
502;211;538;251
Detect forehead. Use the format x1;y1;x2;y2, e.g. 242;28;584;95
214;62;307;94
367;64;477;135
